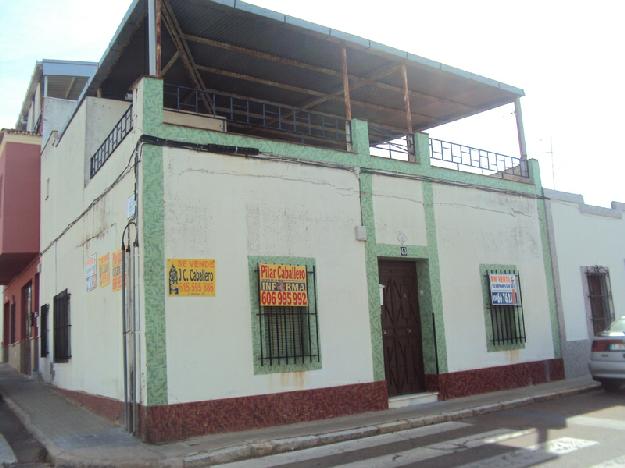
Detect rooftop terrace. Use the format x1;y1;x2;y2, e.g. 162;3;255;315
83;0;529;181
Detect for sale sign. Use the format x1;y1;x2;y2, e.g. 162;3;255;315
167;259;216;296
489;273;521;306
259;263;308;307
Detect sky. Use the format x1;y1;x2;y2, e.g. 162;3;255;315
0;0;623;206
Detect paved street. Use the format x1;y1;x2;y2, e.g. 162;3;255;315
218;389;625;468
0;396;48;467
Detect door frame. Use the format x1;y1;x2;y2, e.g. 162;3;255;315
378;258;425;396
375;252;443;396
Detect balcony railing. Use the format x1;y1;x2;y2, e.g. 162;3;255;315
89;106;133;179
368;123;415;161
429;138;529;179
164;84;350;151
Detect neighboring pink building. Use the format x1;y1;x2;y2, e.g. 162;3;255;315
1;60;97;373
0;130;41;373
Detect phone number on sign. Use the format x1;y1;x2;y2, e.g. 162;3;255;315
260;291;308;307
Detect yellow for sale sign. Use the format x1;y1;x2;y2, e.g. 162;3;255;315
167;259;216;296
258;263;308;307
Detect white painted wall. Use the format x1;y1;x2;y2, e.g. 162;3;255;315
42;97;76;147
39;96;138;400
163;149;373;403
547;191;625;341
434;184;555;373
372;175;426;246
83;98;131;184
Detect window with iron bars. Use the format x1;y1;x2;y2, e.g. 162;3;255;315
40;304;49;358
584;266;614;336
250;258;321;373
53;290;71;362
481;266;526;350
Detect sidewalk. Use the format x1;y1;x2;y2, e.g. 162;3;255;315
0;364;599;467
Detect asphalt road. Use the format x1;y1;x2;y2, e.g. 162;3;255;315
219;388;625;468
0;396;48;467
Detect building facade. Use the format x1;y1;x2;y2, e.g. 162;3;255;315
546;189;625;378
36;0;563;443
0;130;41;374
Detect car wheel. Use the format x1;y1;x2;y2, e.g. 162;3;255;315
603;380;623;392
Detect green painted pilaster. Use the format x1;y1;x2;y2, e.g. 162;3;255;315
422;181;448;373
350;119;370;158
359;172;385;381
414;132;430;166
138;78;168;405
532;160;562;358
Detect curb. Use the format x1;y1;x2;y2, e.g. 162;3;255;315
1;394;181;468
182;382;600;467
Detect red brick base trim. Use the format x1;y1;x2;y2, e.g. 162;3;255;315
139;381;388;443
56;387;124;424
430;358;565;400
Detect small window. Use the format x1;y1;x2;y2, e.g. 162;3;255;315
22;282;33;339
40;304;49;357
250;259;321;372
9;301;16;344
53;290;71;362
585;267;613;336
481;266;526;350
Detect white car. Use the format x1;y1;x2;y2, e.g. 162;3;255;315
589;315;625;392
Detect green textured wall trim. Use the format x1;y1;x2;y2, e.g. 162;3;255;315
142;143;168;405
376;244;429;258
247;256;321;375
414;132;431;167
139;78;169;405
359;172;385;381
351;119;370;156
422;181;448;373
479;264;526;352
536;198;562;358
415;260;439;374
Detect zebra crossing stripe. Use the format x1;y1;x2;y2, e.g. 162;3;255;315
334;428;534;468
0;434;17;466
591;455;625;467
459;437;599;468
215;421;472;468
569;416;625;431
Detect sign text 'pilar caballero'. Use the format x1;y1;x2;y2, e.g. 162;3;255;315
259;263;308;307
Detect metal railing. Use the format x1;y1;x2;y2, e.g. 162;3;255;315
164;84;351;151
429;138;529;179
368;123;415;161
89;106;133;179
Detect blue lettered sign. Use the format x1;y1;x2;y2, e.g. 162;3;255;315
489;273;521;306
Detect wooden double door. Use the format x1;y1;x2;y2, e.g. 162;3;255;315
379;260;425;396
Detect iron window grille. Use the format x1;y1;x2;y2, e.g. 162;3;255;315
53;290;71;362
484;269;526;347
9;302;15;344
22;281;32;339
255;265;320;367
585;267;613;336
40;304;49;357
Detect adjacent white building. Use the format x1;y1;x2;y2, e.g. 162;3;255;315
545;189;625;377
